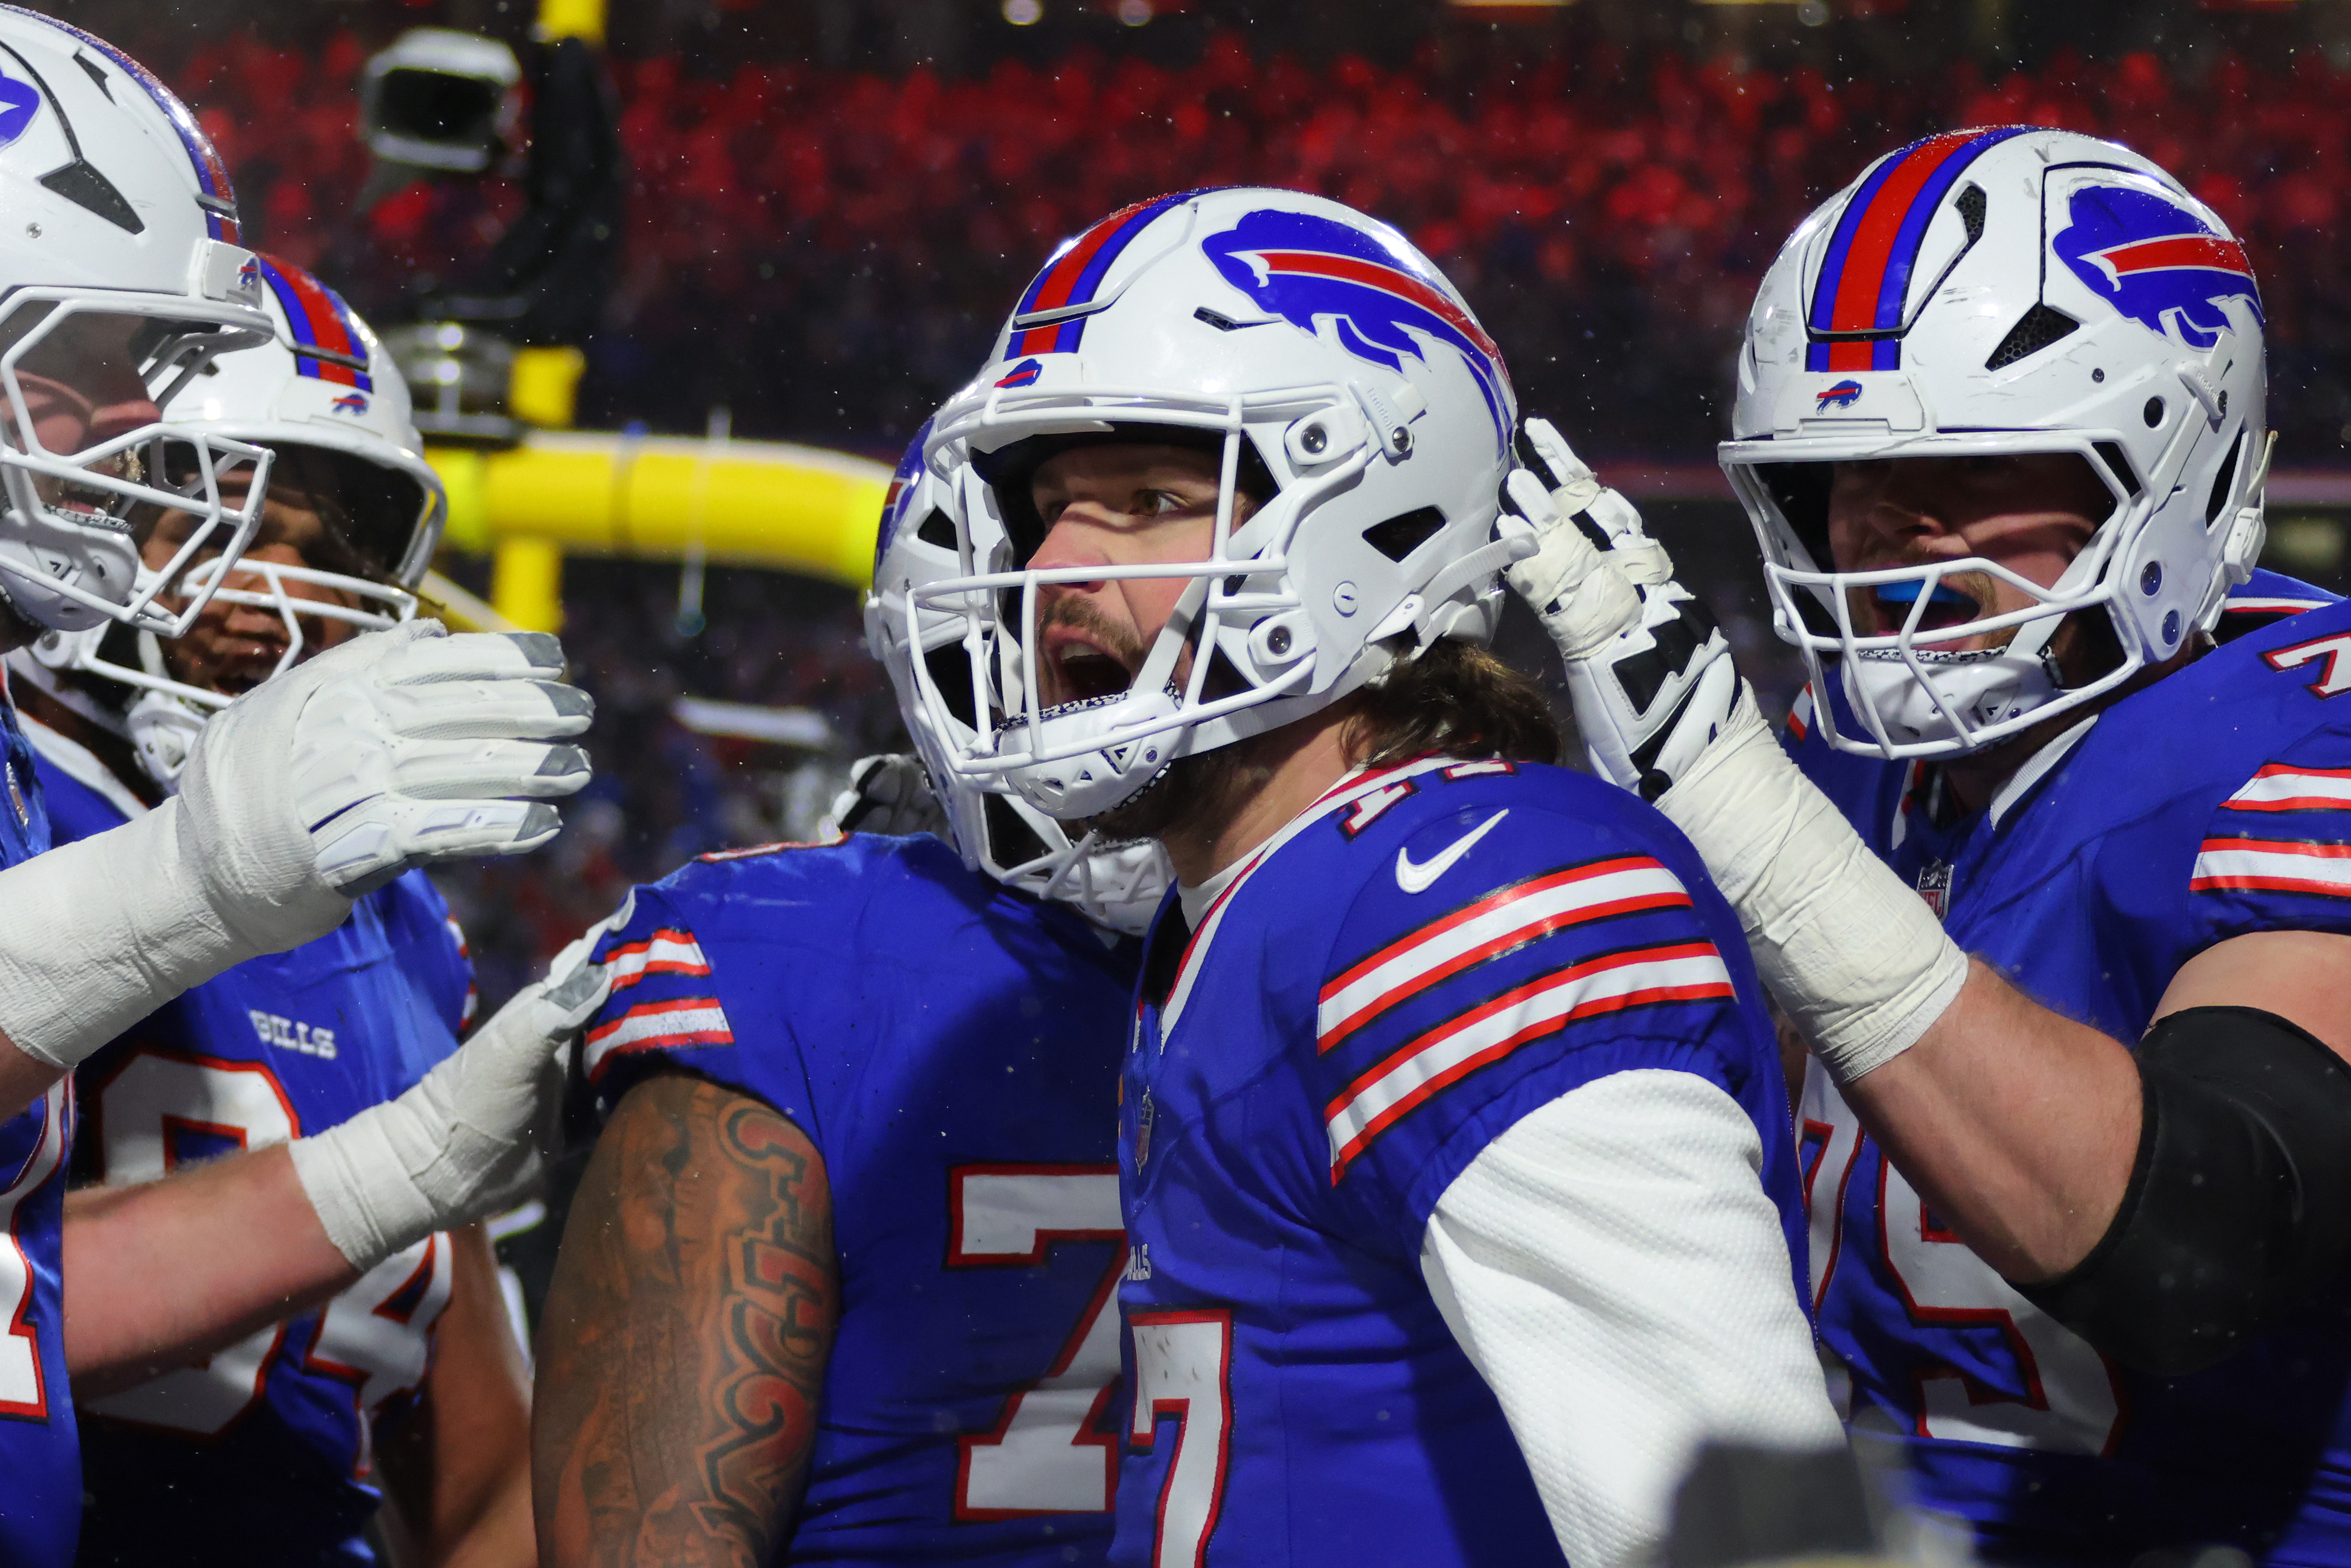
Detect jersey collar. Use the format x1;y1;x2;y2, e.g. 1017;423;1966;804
1158;753;1463;1040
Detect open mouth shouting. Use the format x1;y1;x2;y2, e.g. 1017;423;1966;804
1040;618;1139;707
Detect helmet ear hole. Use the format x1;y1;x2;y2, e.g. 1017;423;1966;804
1362;507;1446;563
915;507;957;549
1984;304;2080;371
40;162;142;235
2205;430;2245;527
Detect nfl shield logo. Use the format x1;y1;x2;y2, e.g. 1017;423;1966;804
1916;859;1953;920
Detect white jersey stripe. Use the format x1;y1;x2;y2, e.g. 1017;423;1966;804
1316;859;1689;1051
584;998;734;1079
1325;942;1734;1181
2223;766;2351;814
2191;837;2351;897
2225;598;2330;615
606;928;713;992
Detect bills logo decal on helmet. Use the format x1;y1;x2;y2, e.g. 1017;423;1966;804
1005;189;1206;357
1805;126;2028;372
2053;184;2262;350
9;7;242;240
253;255;372;391
0;66;36;148
871;416;933;576
994;357;1043;388
1815;379;1864;411
1202;207;1512;454
330;393;368;415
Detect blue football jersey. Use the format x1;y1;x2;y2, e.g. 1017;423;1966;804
26;726;474;1568
584;832;1141;1565
1114;755;1805;1568
1786;573;2351;1564
0;688;71;1568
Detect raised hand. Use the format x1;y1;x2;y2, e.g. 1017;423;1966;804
1503;417;1743;801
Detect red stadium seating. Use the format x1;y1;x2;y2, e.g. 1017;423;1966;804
156;36;2351;996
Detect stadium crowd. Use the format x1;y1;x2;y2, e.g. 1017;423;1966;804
141;31;2351;994
165;32;2351;458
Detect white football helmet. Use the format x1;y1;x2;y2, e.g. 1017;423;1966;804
908;187;1530;820
0;9;280;635
13;255;441;786
868;425;1170;936
1721;127;2270;758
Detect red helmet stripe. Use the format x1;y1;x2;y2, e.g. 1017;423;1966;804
1823;131;1980;336
1254;249;1503;368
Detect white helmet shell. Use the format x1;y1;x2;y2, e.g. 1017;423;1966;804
868;424;1171;936
168;254;444;590
911;186;1527;819
1720;127;2270;758
16;256;437;789
0;8;279;634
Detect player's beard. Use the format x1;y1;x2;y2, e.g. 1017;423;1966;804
1029;596;1271;850
1084;732;1274;848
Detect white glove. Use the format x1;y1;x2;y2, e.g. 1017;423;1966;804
183;620;592;914
0;621;591;1073
1501;417;1966;1085
290;920;613;1270
822;752;947;839
1504;418;1741;802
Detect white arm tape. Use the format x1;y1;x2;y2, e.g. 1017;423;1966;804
0;798;302;1070
1421;1071;1843;1568
1658;690;1970;1083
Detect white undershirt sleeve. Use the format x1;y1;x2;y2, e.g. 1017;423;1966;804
1419;1068;1843;1568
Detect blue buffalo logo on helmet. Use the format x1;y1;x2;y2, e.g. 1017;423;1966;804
1815;379;1864;411
330;391;369;416
2054;184;2262;351
871;419;934;577
0;68;37;150
1201;208;1512;454
995;357;1044;389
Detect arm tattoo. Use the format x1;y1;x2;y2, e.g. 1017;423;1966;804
534;1072;839;1568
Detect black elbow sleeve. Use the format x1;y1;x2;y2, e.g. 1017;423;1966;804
2018;1006;2351;1378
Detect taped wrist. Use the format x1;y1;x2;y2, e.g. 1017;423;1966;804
2019;1006;2351;1377
0;799;257;1070
288;1110;429;1270
1655;692;1968;1083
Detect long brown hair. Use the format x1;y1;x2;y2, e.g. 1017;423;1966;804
1343;638;1560;769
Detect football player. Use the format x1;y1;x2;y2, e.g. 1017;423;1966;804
1510;127;2351;1559
0;14;597;1563
529;439;1169;1565
906;187;1841;1568
3;256;529;1565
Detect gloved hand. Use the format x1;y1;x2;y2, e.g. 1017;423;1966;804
0;621;592;1074
1501;418;1968;1086
1503;418;1744;802
182;620;592;923
290;919;614;1269
823;752;948;839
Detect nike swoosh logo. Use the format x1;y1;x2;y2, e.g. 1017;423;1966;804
1395;809;1510;895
